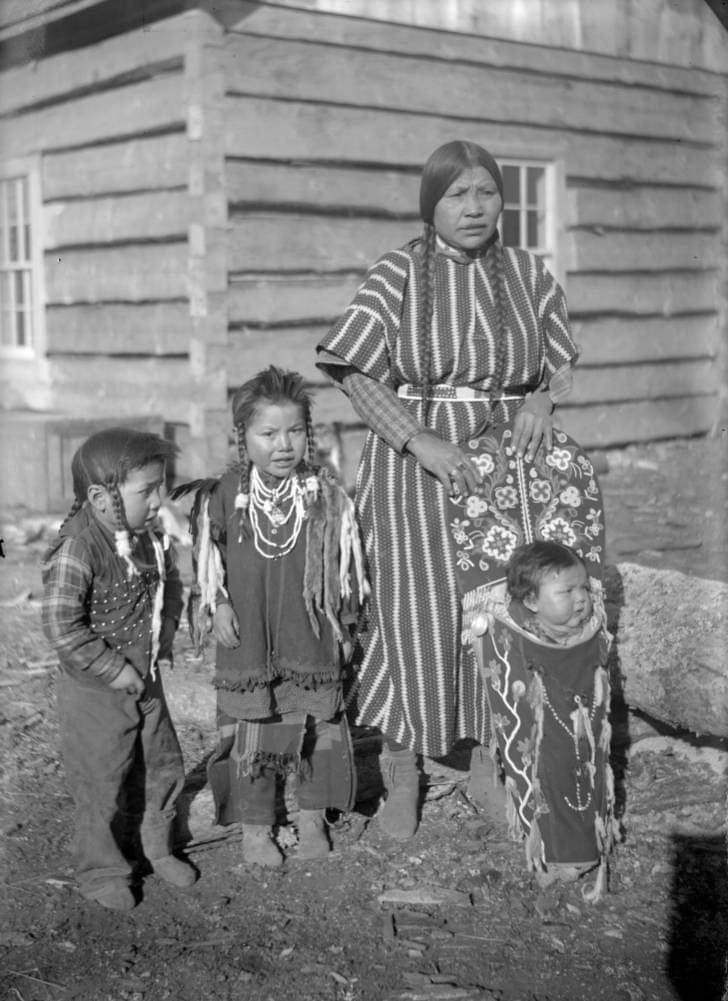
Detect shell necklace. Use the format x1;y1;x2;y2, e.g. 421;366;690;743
248;466;306;559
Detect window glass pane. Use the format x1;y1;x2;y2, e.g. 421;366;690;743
502;165;520;205
501;209;520;246
7;180;18;262
527;210;544;248
527;166;545;206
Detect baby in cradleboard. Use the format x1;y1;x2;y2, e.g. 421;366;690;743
506;540;600;647
179;365;368;867
41;428;197;912
474;538;615;902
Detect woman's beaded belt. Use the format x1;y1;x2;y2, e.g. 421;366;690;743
396;384;528;402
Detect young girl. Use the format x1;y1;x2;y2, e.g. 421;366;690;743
41;428;196;911
186;366;367;867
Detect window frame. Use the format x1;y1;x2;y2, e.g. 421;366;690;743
498;154;566;288
0;155;45;360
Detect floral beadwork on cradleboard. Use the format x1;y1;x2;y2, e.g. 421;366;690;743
447;423;605;628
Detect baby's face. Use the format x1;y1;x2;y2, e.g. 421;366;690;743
525;563;592;638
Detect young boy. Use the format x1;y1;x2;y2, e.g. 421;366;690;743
42;427;196;911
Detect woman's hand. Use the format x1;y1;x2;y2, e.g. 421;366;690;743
406;430;482;497
512;391;554;461
110;663;145;697
213;602;240;648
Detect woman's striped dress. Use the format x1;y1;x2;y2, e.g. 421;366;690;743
317;242;577;758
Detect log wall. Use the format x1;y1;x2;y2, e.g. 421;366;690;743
0;9;230;482
222;4;727;469
0;1;726;496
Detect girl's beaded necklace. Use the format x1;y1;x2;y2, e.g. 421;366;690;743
248;466;306;559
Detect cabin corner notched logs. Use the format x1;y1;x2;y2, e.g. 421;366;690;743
605;563;728;739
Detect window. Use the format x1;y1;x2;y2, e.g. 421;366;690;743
0;159;43;356
500;159;559;277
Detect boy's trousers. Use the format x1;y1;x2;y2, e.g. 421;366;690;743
56;671;185;895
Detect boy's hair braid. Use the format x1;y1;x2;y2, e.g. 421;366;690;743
108;479;129;533
58;496;83;532
418;222;438;424
483;237;510;414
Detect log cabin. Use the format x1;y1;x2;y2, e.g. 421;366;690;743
0;0;726;508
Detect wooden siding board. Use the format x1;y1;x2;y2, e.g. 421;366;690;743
567;360;718;405
44;244;188;303
45;302;192;354
228;275;362;325
567;271;718;316
227;324;330;384
223;35;717;144
227;160;419;216
44;191;188;248
558;396;718;447
567;185;722;231
228;215;413;273
0;74;186;156
47;356;195;424
566;230;720;273
224;97;720;188
230;3;725;98
43;135;189;198
573;315;720;365
0;10;211;116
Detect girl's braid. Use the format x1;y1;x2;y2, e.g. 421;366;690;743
483;237;510;418
234;423;252;540
305;411;317;470
419;222;438;425
107;478;128;534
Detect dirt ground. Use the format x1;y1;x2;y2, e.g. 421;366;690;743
1;434;726;1001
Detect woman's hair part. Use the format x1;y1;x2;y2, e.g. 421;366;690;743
507;540;585;603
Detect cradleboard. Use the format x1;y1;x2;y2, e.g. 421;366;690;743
446;422;615;897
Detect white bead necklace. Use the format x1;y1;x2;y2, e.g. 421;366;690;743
248;466;306;559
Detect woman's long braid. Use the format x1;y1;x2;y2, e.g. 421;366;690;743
483;236;510;421
419;222;438;425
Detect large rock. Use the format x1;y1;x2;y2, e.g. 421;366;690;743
605;563;728;737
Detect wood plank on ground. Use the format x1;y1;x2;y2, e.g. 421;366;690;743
224;35;715;144
224;96;720;188
43;135;189;199
573;315;720;366
44;191;189;248
46;302;192;354
44;244;188;303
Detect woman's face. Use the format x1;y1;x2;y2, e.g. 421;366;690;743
432;165;502;253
